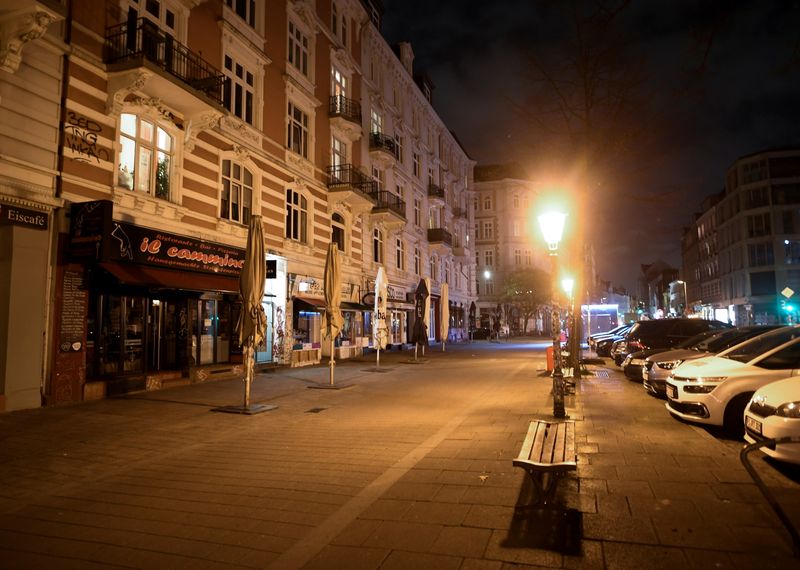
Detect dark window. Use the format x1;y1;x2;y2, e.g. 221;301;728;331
750;271;776;295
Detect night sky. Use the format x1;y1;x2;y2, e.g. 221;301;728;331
380;0;800;292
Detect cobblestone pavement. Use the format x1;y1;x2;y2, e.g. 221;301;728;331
0;340;798;569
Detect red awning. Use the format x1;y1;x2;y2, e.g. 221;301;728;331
100;262;239;293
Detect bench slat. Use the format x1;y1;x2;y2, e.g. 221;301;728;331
513;420;577;472
552;423;567;463
528;421;546;462
542;423;559;463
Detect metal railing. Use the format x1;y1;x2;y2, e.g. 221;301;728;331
329;95;362;124
104;17;225;105
369;132;398;157
326;164;377;203
372;190;406;218
428;183;445;200
427;227;453;245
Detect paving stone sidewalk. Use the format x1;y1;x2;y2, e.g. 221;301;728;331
0;340;798;569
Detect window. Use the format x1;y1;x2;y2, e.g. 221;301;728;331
783;210;795;233
373;228;384;263
785;240;800;264
285;189;307;243
124;0;176;35
395;237;404;270
413;152;420;177
220;160;252;224
331;66;347;98
748;242;774;266
331;1;347;45
332;213;345;252
513;220;521;237
287;102;309;158
288;21;309;76
331;136;346;167
485;278;494;295
118;113;173;199
223;55;254;124
370;110;383;134
430;256;437;280
225;0;255;28
513;194;520;208
414;247;420;274
372;167;385;192
514;249;522;265
394;134;404;163
745;187;769;209
482;221;494;240
747;213;771;237
445;262;451;284
525;250;532;265
413;196;421;226
395;183;403;199
483;196;492;210
485;250;493;266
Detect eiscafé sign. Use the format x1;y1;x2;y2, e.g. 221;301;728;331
0;203;49;230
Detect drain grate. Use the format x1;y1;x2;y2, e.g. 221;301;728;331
593;370;609;378
305;407;327;413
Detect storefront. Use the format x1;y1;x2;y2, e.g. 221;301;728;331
62;200;282;399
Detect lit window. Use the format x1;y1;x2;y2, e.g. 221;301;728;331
118;113;173;200
220;160;253;224
373;228;384;263
285;189;307;243
287;101;309;158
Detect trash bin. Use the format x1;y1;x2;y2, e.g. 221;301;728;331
546;345;554;372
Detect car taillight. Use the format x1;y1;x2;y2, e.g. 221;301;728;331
628;340;645;350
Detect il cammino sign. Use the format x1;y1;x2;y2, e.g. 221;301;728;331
70;200;246;277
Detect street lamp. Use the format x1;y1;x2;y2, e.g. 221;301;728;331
676;280;688;316
538;210;568;419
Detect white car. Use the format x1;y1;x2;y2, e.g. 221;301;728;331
665;326;800;433
744;377;800;465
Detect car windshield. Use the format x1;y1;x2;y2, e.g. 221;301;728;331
676;330;722;350
721;326;800;363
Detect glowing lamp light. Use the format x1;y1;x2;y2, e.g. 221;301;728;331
538;211;567;252
483;269;491;279
561;277;574;296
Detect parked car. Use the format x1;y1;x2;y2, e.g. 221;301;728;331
666;325;800;434
642;326;781;397
471;327;491;340
613;318;730;367
595;325;632;358
589;324;628;351
744;377;800;465
624;329;725;382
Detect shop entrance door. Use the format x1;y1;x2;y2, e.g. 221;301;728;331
147;299;180;371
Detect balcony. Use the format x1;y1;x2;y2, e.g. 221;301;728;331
329;96;362;142
427;227;453;255
428;183;445;203
369;132;397;168
104;17;225;115
326;164;376;213
370;190;406;228
453;207;468;220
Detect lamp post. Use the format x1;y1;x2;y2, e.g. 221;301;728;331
538;210;567;419
676;280;688;316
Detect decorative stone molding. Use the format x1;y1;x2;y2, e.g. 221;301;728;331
233;144;250;163
184;111;222;152
288;0;317;34
286;152;314;177
330;46;355;75
106;70;153;115
218;115;261;146
0;3;63;74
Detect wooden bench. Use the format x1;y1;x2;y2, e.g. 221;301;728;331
513;420;577;506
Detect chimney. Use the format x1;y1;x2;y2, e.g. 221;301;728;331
398;41;414;75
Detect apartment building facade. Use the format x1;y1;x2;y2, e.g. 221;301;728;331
684;148;800;325
0;0;475;411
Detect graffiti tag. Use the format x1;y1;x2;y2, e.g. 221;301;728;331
64;111;109;164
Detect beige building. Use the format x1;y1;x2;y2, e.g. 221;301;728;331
0;0;475;411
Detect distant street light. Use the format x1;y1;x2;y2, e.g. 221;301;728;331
538;210;568;419
676;280;688;316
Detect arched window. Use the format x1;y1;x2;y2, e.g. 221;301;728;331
429;255;437;280
285;189;307;242
118;113;173;199
372;228;383;263
332;213;345;251
220;160;253;224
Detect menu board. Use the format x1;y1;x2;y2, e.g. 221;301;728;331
60;270;87;352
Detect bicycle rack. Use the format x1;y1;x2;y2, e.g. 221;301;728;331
739;437;800;557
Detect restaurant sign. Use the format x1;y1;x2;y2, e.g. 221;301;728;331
0;203;49;230
70;200;245;276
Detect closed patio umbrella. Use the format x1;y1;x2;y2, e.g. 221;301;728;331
440;283;449;351
423;277;431;354
216;215;275;414
374;266;388;367
410;278;429;360
322;242;344;385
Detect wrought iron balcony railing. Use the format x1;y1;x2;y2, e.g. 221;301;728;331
372;190;406;218
369;132;398;157
326;164;366;188
427;228;453;245
329;95;362;124
428;183;445;200
104;17;225;105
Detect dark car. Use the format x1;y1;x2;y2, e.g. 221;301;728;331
471;327;491;340
622;329;723;382
594;324;632;357
613;318;731;366
588;324;627;350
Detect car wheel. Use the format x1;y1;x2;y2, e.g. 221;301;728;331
723;393;753;437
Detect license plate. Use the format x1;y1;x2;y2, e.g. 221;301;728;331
745;415;762;435
667;384;677;399
631;358;645;365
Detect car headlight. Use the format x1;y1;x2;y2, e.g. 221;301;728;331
684;385;717;394
684;376;727;383
776;401;800;418
657;360;683;370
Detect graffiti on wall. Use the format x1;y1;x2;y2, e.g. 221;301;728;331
64;111;109;164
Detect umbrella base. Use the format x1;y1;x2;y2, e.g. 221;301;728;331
403;359;429;364
308;384;354;390
362;367;392;373
210;404;278;415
